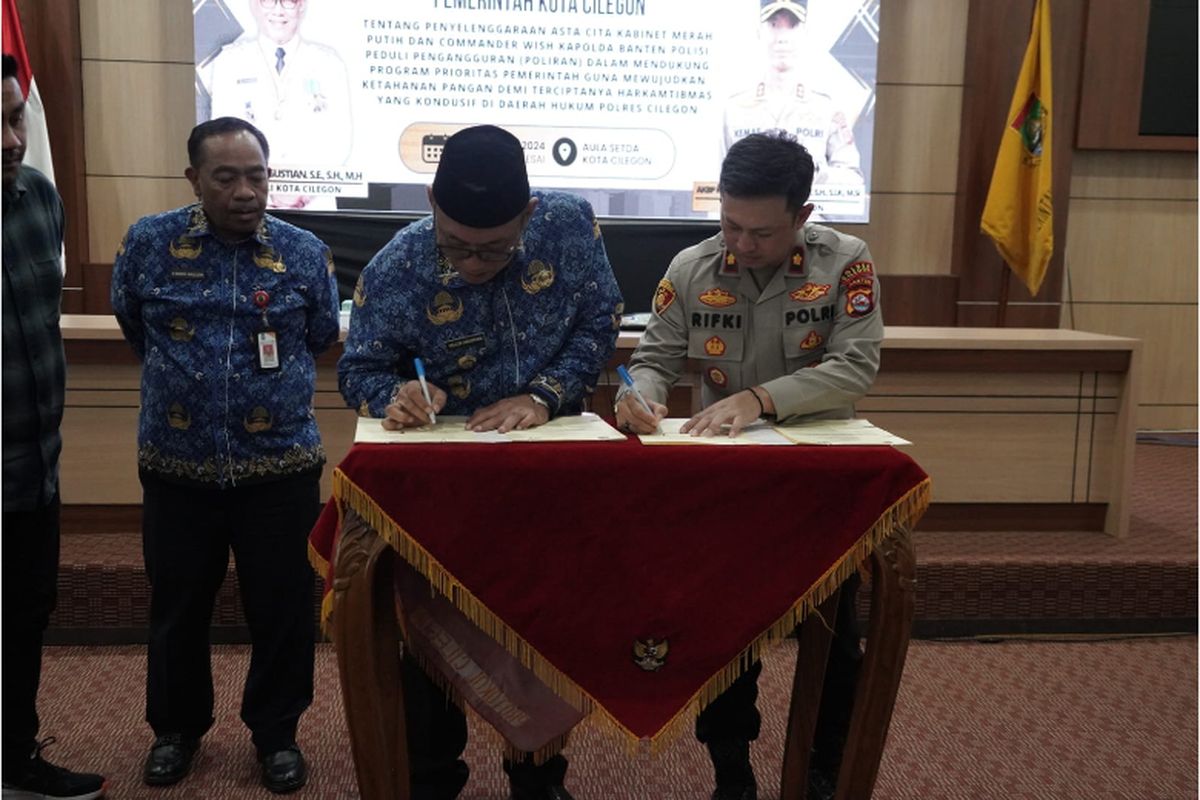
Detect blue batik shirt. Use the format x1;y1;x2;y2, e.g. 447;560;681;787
111;204;340;486
339;191;623;417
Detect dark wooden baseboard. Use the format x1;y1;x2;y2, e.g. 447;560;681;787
917;502;1108;532
63;501;1111;535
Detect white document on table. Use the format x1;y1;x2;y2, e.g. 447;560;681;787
636;417;910;446
353;412;626;444
772;418;911;446
637;418;795;445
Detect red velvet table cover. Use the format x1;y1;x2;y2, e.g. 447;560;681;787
309;436;929;748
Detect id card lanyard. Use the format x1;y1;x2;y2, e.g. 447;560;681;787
253;289;280;371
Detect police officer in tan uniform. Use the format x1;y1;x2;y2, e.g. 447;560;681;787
721;0;862;186
616;131;881;800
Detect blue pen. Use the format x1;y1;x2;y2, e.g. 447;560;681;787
413;357;437;426
616;365;661;434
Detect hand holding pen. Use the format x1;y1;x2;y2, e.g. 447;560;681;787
381;358;446;430
613;365;665;435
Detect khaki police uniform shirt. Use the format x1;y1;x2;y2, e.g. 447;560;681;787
627;224;881;421
722;82;862;185
209;36;352;166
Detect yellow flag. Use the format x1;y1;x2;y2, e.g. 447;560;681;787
981;0;1053;296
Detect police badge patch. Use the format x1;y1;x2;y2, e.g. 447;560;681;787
840;261;876;318
707;367;728;387
800;331;824;350
704;336;727;357
698;287;737;308
653;278;676;316
790;283;832;302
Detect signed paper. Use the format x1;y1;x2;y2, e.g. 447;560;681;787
354;412;626;444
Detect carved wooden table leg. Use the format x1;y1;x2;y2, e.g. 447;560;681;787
780;589;841;799
332;511;411;800
834;525;917;799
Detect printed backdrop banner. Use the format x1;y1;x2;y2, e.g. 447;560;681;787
193;0;879;221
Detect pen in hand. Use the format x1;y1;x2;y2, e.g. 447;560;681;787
616;365;662;434
413;357;437;426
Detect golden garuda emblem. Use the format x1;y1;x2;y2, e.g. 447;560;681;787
632;637;669;672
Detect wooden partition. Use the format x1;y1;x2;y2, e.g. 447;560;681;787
61;316;1139;536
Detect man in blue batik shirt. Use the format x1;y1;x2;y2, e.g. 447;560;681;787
111;117;339;795
338;124;622;800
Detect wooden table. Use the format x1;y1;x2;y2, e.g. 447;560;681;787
310;437;930;799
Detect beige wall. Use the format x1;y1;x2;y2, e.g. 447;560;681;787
78;0;1195;430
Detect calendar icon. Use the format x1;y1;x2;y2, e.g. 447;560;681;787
421;134;449;164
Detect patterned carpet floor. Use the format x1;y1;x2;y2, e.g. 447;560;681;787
37;634;1197;799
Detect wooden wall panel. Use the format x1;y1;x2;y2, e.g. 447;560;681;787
1076;0;1196;151
79;0;193;62
1064;199;1198;303
82;61;193;178
87;177;195;265
1069;304;1198;408
841;193;955;276
1071;151;1198;200
878;0;968;84
871;85;962;194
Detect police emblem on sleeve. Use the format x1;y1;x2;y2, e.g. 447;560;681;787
521;259;555;294
632;637;669;671
839;261;876;318
426;291;464;325
653;278;676;315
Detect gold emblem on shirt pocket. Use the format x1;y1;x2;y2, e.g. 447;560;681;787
426;291;464;325
254;246;287;273
687;329;743;361
244;406;274;433
167;403;191;430
168;317;195;342
169;236;202;260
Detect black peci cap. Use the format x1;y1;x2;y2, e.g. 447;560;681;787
431;125;531;229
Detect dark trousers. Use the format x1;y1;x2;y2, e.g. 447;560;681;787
140;469;319;755
2;494;60;775
697;573;863;768
400;657;568;800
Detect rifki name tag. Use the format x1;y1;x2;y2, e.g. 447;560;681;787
257;330;280;371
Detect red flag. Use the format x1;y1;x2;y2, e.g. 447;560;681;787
2;0;55;183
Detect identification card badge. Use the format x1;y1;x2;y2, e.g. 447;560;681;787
257;330;280;371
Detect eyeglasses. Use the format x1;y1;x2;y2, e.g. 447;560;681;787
435;243;520;264
258;0;300;9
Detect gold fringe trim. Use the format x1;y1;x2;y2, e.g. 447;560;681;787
643;476;931;755
330;471;601;731
324;468;930;752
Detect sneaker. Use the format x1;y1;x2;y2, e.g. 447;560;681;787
1;737;107;800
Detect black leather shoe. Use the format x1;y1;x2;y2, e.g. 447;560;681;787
260;745;308;794
143;733;199;786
